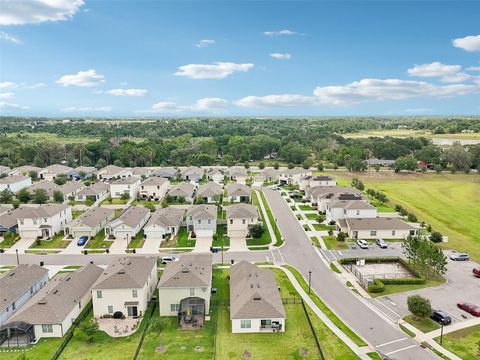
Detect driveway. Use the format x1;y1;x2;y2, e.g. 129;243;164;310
228;236;248;252
375;251;480;324
7;237;36;253
193;235;212;253
140;237;162;253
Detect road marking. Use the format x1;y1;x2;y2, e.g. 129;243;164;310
270;250;277;263
384;344;417;356
376;337;409;348
375;299;402;318
338;250;343;256
277;249;285;263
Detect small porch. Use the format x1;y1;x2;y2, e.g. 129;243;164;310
177;297;205;330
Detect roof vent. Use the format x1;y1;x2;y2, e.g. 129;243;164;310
253;296;261;300
118;270;126;274
38;300;47;305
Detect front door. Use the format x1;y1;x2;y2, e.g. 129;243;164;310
127;306;138;317
353;231;358;239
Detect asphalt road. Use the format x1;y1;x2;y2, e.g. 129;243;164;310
263;188;438;360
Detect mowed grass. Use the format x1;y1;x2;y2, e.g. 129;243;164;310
324;172;480;261
1;338;63;360
435;324;480;360
403;315;440;333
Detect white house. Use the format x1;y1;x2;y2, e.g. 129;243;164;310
158;254;213;316
25;181;59;201
262;168;279;183
96;165;133;180
182;166;204;182
132;167;152;178
9;165;42;177
58;181;85;199
226;183;251;203
75;182;109;202
230;261;285;333
0;175;32;193
226;204;259;239
326;200;377;223
16;204;72;239
196;182;223;203
110;177;140;199
299;175;336;191
167;182;196;203
0;265;49;327
104;206;150;241
65;207;115;240
228;166;247;183
91;257;158;319
186;205;217;236
143;207;184;240
337;217;419;239
139;177;169;201
206;168;225;183
279;168;312;186
39;164;73;181
4;264;102;343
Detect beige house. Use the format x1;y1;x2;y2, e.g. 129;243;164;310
299;175;336;191
75;182;109;202
104;206;150;240
110;177;141;199
186;205;217;236
96;165;133;180
92;257;158;319
167;182;196;203
226;204;259;239
262;168;279;183
182;166;204;182
16;204;72;239
132;167;152;178
65;207;115;240
0;175;32;193
230;261;285;333
196;182;223;203
206;168;225;183
39;164;73;181
158;254;213;316
25;181;59;201
337;217;418;239
139;177;169;201
326;200;377;223
143;207;184;240
228;166;247;183
9;165;42;177
278;168;312;186
226;183;251;203
58;181;85;199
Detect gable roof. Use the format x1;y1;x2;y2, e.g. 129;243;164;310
77;182;109;196
226;204;258;219
12;165;42;175
58;181;84;195
187;204;216;220
0;175;30;185
168;182;195;197
92;256;157;290
227;183;250;197
0;208;23;228
344;217;414;231
97;165;125;176
207;168;225;177
230;261;285;320
40;164;73;175
196;182;223;198
111;177;139;185
73;166;97;174
328;200;375;210
156;167;178;177
141;177;168;187
228;166;247;177
308;186;360;198
132;167;151;176
158;254;212;288
145;207;184;228
70;207;115;228
8;264;102;325
26;180;58;196
0;264;49;313
15;204;70;219
107;206;150;229
182;166;203;176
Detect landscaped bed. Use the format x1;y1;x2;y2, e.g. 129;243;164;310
298;204;314;211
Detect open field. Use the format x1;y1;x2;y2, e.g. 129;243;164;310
6;132;147;144
435;324;480;360
342;129;480;140
324;171;480;261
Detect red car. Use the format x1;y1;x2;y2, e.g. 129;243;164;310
457;303;480;317
473;268;480;278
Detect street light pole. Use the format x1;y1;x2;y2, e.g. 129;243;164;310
126;234;129;251
308;271;312;294
15;249;19;265
440;323;444;346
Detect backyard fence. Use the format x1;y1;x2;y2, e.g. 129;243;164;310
132;300;157;360
301;300;325;360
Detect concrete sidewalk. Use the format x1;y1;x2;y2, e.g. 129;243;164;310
254;189;278;248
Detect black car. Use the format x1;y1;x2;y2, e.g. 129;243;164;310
430;310;452;325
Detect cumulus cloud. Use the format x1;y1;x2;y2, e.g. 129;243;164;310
404;108;435;113
195;39;215;48
453;35;480;52
0;81;17;89
466;66;480;71
407;62;461;77
104;88;147;96
146;97;228;113
235;94;315;108
61;106;112;112
0;101;29;110
0;31;22;44
270;53;291;60
175;62;254;79
57;69;105;87
263;29;300;36
0;92;14;99
0;0;84;25
440;72;471;83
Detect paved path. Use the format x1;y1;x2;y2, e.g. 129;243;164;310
254;189;277;248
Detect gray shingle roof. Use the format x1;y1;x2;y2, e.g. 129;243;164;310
71;207;115;228
97;165;125;176
0;175;29;185
12;165;42;175
227;183;250;197
112;177;139;185
168;182;195;198
344;217;414;231
226;204;258;219
107;206;150;229
92;256;157;290
158;254;212;288
26;180;58;196
328;200;375;210
196;182;223;198
59;181;84;195
77;182;109;196
15;204;70;219
40;164;73;175
145;207;184;228
228;166;247;177
0;264;49;313
0;208;22;228
187;204;216;220
230;261;285;320
141;177;168;187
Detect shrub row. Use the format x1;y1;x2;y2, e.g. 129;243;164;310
368;278;385;293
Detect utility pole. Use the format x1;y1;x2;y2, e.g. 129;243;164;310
440;323;444;346
16;249;19;265
308;270;312;294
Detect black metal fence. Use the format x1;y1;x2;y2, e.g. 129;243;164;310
301;300;326;360
132;300;157;360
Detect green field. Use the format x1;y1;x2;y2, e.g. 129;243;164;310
325;172;480;261
342;129;480;140
6;131;147;144
435;324;480;360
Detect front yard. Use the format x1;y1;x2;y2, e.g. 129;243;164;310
0;233;20;248
403;315;440;333
322;235;349;250
128;230;145;248
100;197;129;205
160;227;195;248
30;231;70;249
85;231;112;249
435;324;480;360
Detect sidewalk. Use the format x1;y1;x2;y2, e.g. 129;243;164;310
254;190;278;249
425;316;480;339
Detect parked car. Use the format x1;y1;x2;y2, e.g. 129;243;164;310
473;268;480;278
457;302;480;317
77;236;88;246
376;238;388;249
356;239;369;249
430;310;452;325
161;256;179;264
450;253;469;261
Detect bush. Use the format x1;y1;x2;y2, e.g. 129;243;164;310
407;213;418;222
430;231;443;243
368;279;385;293
407;295;432;319
337;232;346;241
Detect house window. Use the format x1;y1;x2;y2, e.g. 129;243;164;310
97;290;102;299
132;289;138;298
30;286;33;294
230;219;233;224
242;219;246;224
198;219;201;224
170;304;179;312
33;218;37;225
392;230;396;236
208;219;211;224
42;324;53;333
260;320;272;327
108;306;113;314
12;302;16;311
19;219;24;225
190;288;195;296
240;320;251;329
356;210;360;215
370;231;377;236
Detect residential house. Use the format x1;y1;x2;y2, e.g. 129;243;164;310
367;158;395;167
26;181;59;201
143;207;184;240
167;182;195;203
326;200;377;223
139;177;169;201
261;168;279;183
9;165;42;177
3;264;102;344
69;166;96;180
0;265;49;327
299;175;336;191
91;257;158;319
182;166;204;182
96;165;133;180
39;164;74;181
306;186;361;208
317;192;365;213
196;182;223;203
278;168;312;186
186;205;217;237
206;168;225;183
158;254;213;316
0;175;32;193
0;208;22;235
226;204;259;239
16;204;72;239
75;182;109;202
228;166;247;183
104;206;150;240
230;261;285;333
226;183;251;203
110;177;140;199
337;217;418;239
58;181;85;200
65;207;115;240
132;167;152;178
156;167;178;179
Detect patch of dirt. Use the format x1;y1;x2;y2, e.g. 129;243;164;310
155;346;166;353
194;346;203;352
242;350;252;359
299;348;309;357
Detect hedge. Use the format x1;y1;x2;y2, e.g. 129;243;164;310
368;278;385;293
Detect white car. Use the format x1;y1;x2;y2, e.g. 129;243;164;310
356;239;369;249
161;256;179;264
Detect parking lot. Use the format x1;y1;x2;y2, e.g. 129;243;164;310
327;241;404;261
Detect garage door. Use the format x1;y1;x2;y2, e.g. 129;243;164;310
20;230;38;239
229;230;247;238
144;230;165;240
113;231;133;240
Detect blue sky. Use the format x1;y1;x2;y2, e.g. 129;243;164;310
0;0;479;117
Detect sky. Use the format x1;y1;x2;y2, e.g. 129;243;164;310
0;0;479;117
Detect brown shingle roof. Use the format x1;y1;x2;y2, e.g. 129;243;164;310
226;204;258;219
145;207;184;228
227;183;250;197
158;254;212;288
345;217;414;231
187;204;216;220
196;182;223;198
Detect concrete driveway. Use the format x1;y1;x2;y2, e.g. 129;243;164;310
375;250;480;324
193;235;212;253
228;236;248;252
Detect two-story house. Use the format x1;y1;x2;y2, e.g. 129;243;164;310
226;204;259;239
16;204;72;239
110;177;140;199
186;205;217;237
326;200;377;223
138;177;169;201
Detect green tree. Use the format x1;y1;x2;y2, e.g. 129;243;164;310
346;158;367;172
17;188;32;203
258;162;265;169
53;174;67;185
33;189;48;204
28;170;38;180
120;193;130;202
394;155;417;172
429;232;443;243
407;295;432;319
250;224;265;238
273;162;280;170
0;189;14;203
337;232;346;241
75;318;99;343
53;190;64;203
441;143;472;171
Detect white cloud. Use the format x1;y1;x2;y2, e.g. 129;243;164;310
407;62;461;77
104;88;147;96
175;62;254;79
453;35;480;52
0;0;84;25
146;97;229;113
57;69;105;87
270;53;291;60
0;31;22;44
193;97;228;111
61;106;112;112
235;94;315;108
0;81;17;89
27;82;46;89
263;29;300;36
440;72;471;83
404;108;435;113
195;39;215;48
0;101;29;110
466;66;480;71
0;92;14;99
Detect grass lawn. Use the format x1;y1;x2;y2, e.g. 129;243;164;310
1;338;63;360
435;324;480;360
100;197;128;205
212;224;230;247
175;227;195;247
258;191;282;246
72;210;85;219
403;315;440;333
323;236;349;250
311;236;321;247
305;213;321;221
85;231;112;249
128;230;145;248
367;352;383;360
313;224;335;231
298;204;314;211
370;199;396;213
0;234;20;248
323;172;480;261
29;231;70;249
